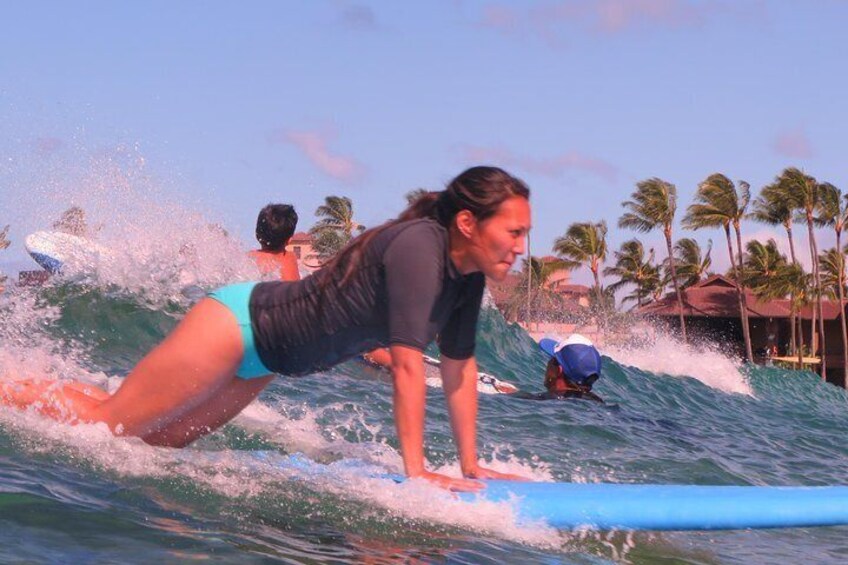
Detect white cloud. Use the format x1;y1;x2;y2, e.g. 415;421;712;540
460;145;618;183
268;128;366;183
476;0;756;45
772;128;814;159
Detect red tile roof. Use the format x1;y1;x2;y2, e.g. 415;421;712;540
636;274;798;318
795;301;844;320
553;283;591;295
289;232;313;243
485;272;590;313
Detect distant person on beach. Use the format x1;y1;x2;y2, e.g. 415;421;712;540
1;166;531;492
510;334;604;403
53;206;91;237
247;203;300;281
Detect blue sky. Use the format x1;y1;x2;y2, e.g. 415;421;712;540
1;1;846;285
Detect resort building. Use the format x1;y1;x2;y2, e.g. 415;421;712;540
637;275;847;386
286;232;321;273
486;259;598;343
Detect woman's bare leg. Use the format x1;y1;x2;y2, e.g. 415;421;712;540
141;374;273;447
85;298;255;439
1;373;275;447
1;298;277;447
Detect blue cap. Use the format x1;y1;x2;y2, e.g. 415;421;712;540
539;334;602;385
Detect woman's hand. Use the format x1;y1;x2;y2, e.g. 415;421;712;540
463;465;530;482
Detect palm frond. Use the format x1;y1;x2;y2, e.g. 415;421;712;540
684;173;748;230
553;221;607;266
814;182;842;228
818;247;846;300
619;177;676;232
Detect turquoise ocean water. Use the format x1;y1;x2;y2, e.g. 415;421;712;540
2;254;848;563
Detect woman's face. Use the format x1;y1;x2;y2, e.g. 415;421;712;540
463;196;531;282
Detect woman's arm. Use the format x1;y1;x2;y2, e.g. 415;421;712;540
390;344;484;491
438;355;479;474
441;355;529;481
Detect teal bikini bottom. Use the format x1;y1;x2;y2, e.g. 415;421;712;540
208;282;273;379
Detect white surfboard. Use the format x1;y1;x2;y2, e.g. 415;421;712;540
24;231;111;274
422;354;518;395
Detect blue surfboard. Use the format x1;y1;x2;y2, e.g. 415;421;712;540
258;452;848;531
461;480;848;530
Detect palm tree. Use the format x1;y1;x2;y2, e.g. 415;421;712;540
819;248;846;300
53;206;88;236
750;182;800;353
311;230;348;260
750;182;799;263
743;238;790;354
743;239;785;290
504;256;570;323
749;260;811;369
590;286;617;313
815;183;848;386
553;221;607;306
604;239;661;308
820;246;846;369
0;225;10;251
309;196;365;260
619;178;687;342
667;238;712;289
0;224;9;289
780;167;827;378
684;173;753;362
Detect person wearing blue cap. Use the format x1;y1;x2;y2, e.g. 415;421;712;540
512;334;604;402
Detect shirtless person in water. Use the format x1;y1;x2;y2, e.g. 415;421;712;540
248;203;300;282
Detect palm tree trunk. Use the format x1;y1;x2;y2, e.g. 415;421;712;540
790;306;797;357
807;217;827;379
785;223;798;357
800;220;818;374
786;223;797;265
731;224;753;362
797;304;804;369
591;264;606;333
837;229;848;388
810;293;817;365
526;233;532;325
665;229;687;343
592;265;603;305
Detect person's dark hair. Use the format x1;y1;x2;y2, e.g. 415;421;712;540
255;204;298;251
323;166;530;286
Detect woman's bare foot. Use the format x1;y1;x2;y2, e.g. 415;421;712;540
0;379;110;423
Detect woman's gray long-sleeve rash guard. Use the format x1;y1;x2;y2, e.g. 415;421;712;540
248;218;486;376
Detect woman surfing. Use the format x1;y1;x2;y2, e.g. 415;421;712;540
1;166;532;491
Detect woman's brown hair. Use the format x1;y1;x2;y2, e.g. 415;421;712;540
321;165;530;286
